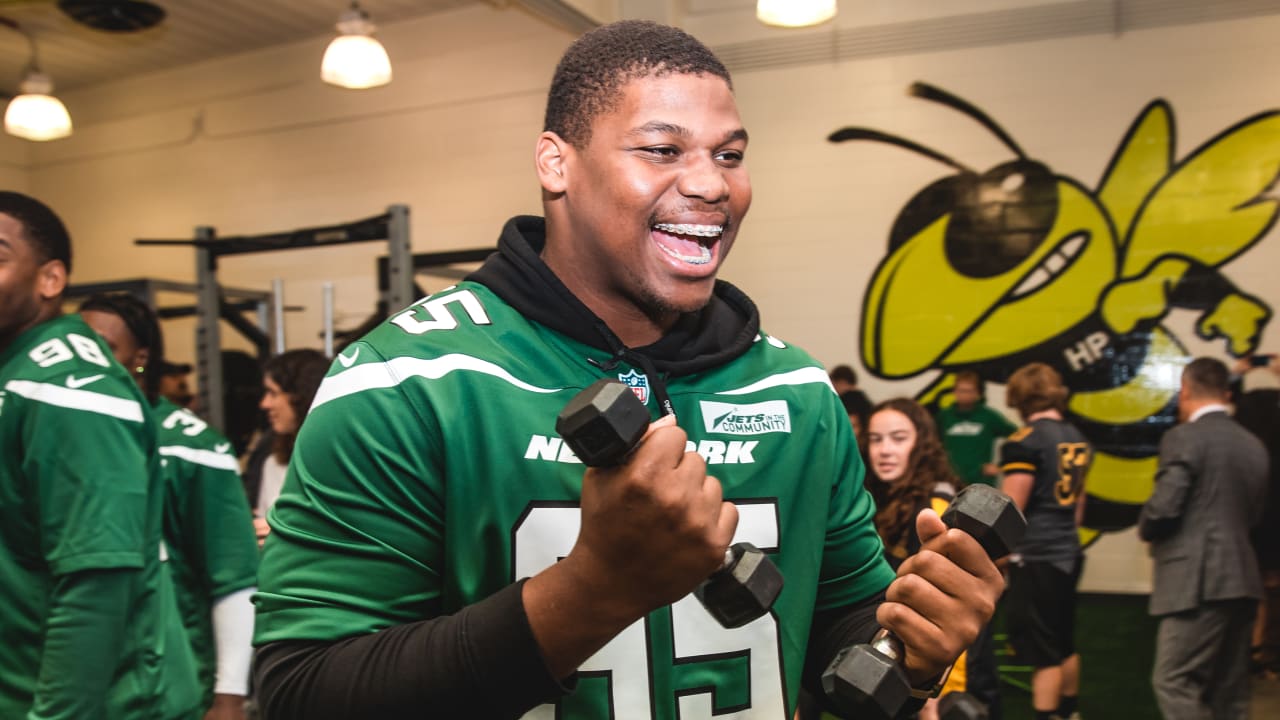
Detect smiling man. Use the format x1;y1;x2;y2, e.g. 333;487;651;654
252;21;1003;719
0;192;201;719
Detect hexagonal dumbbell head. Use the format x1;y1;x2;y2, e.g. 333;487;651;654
938;691;990;720
694;542;784;628
939;484;1027;560
821;643;910;720
556;379;650;467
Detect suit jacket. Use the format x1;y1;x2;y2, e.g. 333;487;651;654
1139;410;1270;616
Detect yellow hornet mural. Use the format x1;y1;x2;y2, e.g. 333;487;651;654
830;82;1279;541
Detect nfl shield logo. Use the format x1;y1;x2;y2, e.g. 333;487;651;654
617;370;650;404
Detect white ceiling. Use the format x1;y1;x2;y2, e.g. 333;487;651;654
0;0;479;94
4;0;1280;99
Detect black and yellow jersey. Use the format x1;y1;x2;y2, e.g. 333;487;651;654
1001;417;1091;565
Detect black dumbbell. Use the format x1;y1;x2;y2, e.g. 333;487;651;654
556;378;784;629
938;691;989;720
821;484;1025;719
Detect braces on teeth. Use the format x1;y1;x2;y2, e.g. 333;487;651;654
658;243;712;264
654;222;722;238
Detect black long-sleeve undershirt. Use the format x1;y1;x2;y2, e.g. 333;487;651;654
254;584;918;719
254;580;569;719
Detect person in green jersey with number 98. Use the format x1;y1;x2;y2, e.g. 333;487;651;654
253;21;1006;720
0;191;202;719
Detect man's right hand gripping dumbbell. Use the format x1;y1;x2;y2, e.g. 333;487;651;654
555;378;783;629
523;377;749;680
822;485;1025;719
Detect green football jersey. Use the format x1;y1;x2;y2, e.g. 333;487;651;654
937;402;1018;487
0;314;201;719
154;396;259;704
255;283;894;719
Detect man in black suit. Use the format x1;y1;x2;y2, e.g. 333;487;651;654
1140;357;1270;720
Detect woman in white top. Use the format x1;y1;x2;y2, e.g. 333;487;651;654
251;349;329;544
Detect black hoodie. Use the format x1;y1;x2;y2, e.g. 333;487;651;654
469;215;760;414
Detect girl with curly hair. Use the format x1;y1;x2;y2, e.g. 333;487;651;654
865;397;963;567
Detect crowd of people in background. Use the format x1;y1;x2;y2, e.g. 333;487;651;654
826;353;1280;720
0;189;339;719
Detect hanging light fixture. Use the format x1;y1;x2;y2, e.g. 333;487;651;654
6;73;73;142
321;1;392;89
1;17;73;142
757;0;838;28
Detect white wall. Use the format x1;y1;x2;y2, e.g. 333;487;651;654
0;132;29;192
24;3;572;358
15;3;1280;592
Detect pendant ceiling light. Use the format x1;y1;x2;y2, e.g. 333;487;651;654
321;1;392;89
6;72;73;142
1;17;72;142
757;0;838;28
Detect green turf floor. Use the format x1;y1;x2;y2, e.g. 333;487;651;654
995;593;1162;720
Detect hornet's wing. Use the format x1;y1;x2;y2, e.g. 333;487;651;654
1096;100;1173;252
1121;110;1280;279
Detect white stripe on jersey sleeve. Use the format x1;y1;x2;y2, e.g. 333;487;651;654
159;445;241;472
715;366;831;396
4;379;145;422
311;353;561;410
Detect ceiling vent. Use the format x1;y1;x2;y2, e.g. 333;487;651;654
57;0;166;33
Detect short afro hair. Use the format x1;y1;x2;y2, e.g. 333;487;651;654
79;292;164;403
0;191;72;273
829;364;858;386
544;20;732;148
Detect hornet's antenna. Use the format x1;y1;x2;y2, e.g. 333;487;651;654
909;82;1028;160
828;127;975;173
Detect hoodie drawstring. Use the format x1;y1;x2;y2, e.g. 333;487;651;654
587;349;676;419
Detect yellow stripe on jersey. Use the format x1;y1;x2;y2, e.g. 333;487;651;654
1007;426;1033;442
1002;462;1037;473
